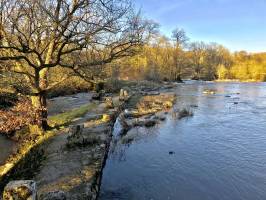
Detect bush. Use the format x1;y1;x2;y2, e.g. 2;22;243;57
0;98;39;136
93;81;105;92
260;75;266;82
0;92;19;109
104;79;125;93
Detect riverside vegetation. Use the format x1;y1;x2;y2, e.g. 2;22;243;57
0;0;265;199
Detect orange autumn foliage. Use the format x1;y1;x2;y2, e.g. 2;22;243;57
0;98;40;135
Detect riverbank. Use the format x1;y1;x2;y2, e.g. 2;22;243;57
0;81;178;199
215;79;264;83
33;101;121;199
0;100;120;199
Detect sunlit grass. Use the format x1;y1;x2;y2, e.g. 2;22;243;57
48;103;96;128
0;103;97;181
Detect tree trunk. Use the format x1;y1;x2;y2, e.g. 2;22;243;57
31;91;49;130
175;64;183;82
175;74;182;82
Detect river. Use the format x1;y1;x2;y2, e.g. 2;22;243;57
99;82;266;200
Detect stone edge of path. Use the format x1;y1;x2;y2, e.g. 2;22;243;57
0;96;125;200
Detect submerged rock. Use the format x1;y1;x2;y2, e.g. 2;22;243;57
177;108;194;119
92;92;101;100
3;180;37;200
144;119;157;127
203;89;216;94
130;118;158;128
190;104;198;108
152;113;166;121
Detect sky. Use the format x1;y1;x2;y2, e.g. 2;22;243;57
134;0;266;52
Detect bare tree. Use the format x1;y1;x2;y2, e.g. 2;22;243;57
172;28;188;47
204;43;232;80
189;41;206;80
0;0;152;130
171;28;188;82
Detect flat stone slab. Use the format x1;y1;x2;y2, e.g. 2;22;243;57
34;124;112;199
33;104;117;200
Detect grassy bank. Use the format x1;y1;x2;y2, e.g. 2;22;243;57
0;103;97;187
48;103;96;128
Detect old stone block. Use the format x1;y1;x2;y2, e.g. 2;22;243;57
3;180;37;200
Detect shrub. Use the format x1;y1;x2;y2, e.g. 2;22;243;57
104;79;124;93
0;92;18;109
0;98;40;136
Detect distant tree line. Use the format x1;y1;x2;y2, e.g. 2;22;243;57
110;30;266;82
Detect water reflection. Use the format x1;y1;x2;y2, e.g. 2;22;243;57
110;123;159;162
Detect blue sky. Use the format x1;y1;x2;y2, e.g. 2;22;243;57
134;0;266;52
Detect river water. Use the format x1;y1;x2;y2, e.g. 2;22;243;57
99;82;266;200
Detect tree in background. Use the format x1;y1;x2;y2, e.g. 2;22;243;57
230;52;266;81
189;42;206;80
0;0;152;130
171;28;188;82
204;43;232;80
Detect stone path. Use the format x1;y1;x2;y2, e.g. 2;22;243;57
34;101;120;200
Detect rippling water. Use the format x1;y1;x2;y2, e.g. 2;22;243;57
99;82;266;200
